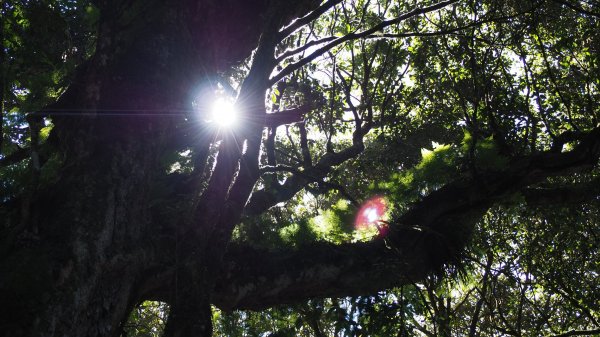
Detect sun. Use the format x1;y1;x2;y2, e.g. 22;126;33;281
210;97;238;127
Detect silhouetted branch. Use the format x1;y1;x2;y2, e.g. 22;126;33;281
210;127;600;310
278;0;344;39
263;106;309;128
522;179;600;206
545;329;600;337
269;0;459;85
551;0;600;18
244;127;365;216
276;37;337;63
298;122;312;166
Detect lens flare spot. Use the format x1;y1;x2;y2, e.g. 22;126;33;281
355;196;388;231
364;207;379;223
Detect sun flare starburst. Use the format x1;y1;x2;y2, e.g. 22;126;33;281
210;98;238;127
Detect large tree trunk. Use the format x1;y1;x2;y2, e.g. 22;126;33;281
4;123;165;336
0;1;285;335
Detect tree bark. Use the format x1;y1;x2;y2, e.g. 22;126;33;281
0;1;321;336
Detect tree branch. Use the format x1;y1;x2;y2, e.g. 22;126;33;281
213;239;432;311
298;122;312;166
522;179;600;206
211;127;600;310
551;0;600;18
263;106;309;128
276;9;534;65
244;136;365;216
278;0;344;39
276;37;337;63
269;0;459;86
544;329;600;337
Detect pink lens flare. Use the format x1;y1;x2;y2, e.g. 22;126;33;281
355;196;388;232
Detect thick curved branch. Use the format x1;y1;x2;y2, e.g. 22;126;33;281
544;329;600;337
522;179;600;206
213;239;430;311
212;127;600;310
550;129;591;152
264;106;309;128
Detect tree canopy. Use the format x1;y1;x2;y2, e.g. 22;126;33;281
1;0;599;336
